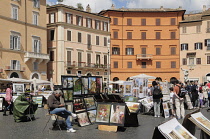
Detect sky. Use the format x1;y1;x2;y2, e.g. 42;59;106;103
47;0;210;13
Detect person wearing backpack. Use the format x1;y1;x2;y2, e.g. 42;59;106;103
151;81;163;118
174;81;185;120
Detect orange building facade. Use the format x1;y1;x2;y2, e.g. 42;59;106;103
100;7;185;82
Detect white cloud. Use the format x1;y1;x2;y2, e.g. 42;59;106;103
126;0;210;12
55;0;113;13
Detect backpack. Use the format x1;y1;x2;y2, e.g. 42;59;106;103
153;87;162;96
177;85;186;98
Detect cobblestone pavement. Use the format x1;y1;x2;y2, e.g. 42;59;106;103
0;108;209;139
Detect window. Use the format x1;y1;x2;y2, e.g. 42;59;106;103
10;32;20;50
196;58;201;64
33;0;40;8
127;32;132;39
87;53;91;65
171;47;176;55
95;20;100;30
171;32;176;39
67;70;71;74
104;55;107;67
50;30;55;41
113;18;118;25
196;25;201;33
78;32;82;43
32;37;41;53
181;44;188;50
205;39;210;50
126;48;134;55
142;62;146;68
127;19;132;26
49;13;55;23
11;60;20;70
156;19;160;26
50;51;54;61
141;32;146;39
86;18;92;28
189;58;195;65
33;12;39;25
207;21;210;32
104;37;107;46
78;52;82;66
67;51;71;63
76;16;83;26
171;18;176;25
66;13;73;24
156;62;161;68
182;27;186;33
114;61;118;68
182;58;187;65
194;43;202;50
96;36;99;45
156;48;161;55
67;30;71;41
141;19;146;26
103;22;108;31
171;61;176;68
112;47;120;55
127;62;132;68
113;31;118;39
207;56;210;64
96;72;100;75
156;32;161;39
96;55;100;65
11;5;18;20
33;62;38;70
141;48;146;55
87;34;91;49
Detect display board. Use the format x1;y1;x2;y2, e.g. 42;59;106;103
0;97;3;111
13;83;25;95
32;96;43;108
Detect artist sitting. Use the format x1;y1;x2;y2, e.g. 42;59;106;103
47;90;77;133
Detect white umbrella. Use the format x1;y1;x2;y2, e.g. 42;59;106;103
130;74;156;79
113;80;125;85
8;77;31;83
30;78;51;85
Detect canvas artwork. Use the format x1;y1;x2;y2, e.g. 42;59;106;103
0;97;3;111
110;104;125;125
88;77;96;93
96;103;111;123
124;96;138;102
191;112;210;130
162;102;170;118
96;78;102;93
82;78;88;94
63;90;73;102
84;97;96;110
67;77;73;89
125;102;140;113
13;83;24;94
77;112;91;126
62;77;68;88
125;85;131;94
87;110;96;123
73;77;82;95
73;98;86;113
32;96;43;107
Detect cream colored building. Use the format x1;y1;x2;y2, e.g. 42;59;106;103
47;4;110;85
0;0;49;80
180;6;210;83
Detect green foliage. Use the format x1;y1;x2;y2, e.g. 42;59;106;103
77;3;84;10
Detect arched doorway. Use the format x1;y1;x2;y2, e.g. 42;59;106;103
87;73;92;77
170;77;177;84
32;73;39;79
113;77;119;92
10;72;19;78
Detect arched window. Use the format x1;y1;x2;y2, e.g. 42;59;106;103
10;72;19;78
87;73;92;77
113;77;119;91
32;73;39;79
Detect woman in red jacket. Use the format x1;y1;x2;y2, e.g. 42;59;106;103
3;83;13;116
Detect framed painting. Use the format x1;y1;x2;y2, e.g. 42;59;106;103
77;112;91;127
109;103;126;126
82;78;88;94
73;77;82;95
87;110;96;123
125;102;140;113
62;77;68;88
13;83;24;94
124;96;138;102
73;98;86;113
96;103;111;124
63;90;73;102
84;97;96;110
88;77;96;94
96;77;102;93
67;77;73;89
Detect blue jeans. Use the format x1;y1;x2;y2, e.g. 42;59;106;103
50;108;72;129
153;99;161;116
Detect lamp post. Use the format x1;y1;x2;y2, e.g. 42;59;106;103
107;38;110;94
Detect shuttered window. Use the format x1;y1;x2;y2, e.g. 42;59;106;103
86;18;92;28
11;60;20;70
171;32;176;39
141;19;146;26
141;48;146;54
156;48;161;55
171;61;176;68
207;56;210;64
171;18;176;25
112;47;120;55
171;47;176;55
156;19;160;26
127;19;132;26
96;36;99;45
196;58;201;64
67;30;71;41
141;32;146;39
156;62;161;68
114;31;118;39
33;38;41;53
67;51;71;63
127;62;132;68
181;44;188;50
156;32;161;39
49;13;55;23
127;32;132;39
114;61;118;68
194;43;203;50
104;37;107;46
104;55;107;66
10;34;20;50
182;58;187;65
126;48;134;55
78;32;82;43
87;53;91;65
66;13;73;24
76;15;83;26
113;18;118;25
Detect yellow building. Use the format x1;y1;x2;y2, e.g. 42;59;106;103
0;0;49;80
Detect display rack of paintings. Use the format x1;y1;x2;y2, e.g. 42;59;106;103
0;97;3;111
32;95;43;108
96;102;126;126
84;97;96;111
73;97;86;113
125;102;140;113
77;112;91;127
73;77;82;95
13;83;25;96
87;110;96;123
138;97;153;113
123;82;133;96
63;90;73;102
124;96;138;102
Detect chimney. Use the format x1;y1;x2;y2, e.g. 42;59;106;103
86;4;91;13
160;6;164;10
111;4;115;9
203;5;206;12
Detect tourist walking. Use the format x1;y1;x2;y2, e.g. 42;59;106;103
3;83;13;116
191;82;199;109
202;82;209;107
169;87;176;117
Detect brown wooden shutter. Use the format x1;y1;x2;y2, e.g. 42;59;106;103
113;18;118;25
171;47;176;55
86;18;88;27
171;18;176;25
76;15;78;25
71;14;73;24
156;48;160;55
141;19;146;26
67;51;71;62
141;32;146;39
87;53;91;64
90;19;92;28
156;32;160;39
114;61;118;68
54;13;56;23
114;31;118;39
81;16;83;26
156;19;160;26
127;32;132;39
127;19;132;26
102;22;104;30
142;48;146;54
67;30;71;41
171;32;176;39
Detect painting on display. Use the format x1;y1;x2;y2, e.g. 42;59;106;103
73;77;82;95
125;102;140;113
84;97;96;110
73;98;86;113
88;77;96;93
82;78;88;94
123;81;133;96
124;96;138;102
67;77;73;89
62;77;68;88
0;97;3;111
109;104;126;126
77;112;91;127
63;90;73;102
96;77;102;93
32;96;43;107
87;110;96;123
96;103;111;124
162;102;170;118
13;83;24;94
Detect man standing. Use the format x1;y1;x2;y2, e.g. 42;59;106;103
47;90;77;133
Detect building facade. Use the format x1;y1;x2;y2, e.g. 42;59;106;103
0;0;49;80
47;4;110;85
180;7;210;83
99;6;185;82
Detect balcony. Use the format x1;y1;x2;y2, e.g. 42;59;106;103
87;44;92;50
136;54;153;60
207;28;210;33
4;66;26;72
65;61;109;70
24;52;50;64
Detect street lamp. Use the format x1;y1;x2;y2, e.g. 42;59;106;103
107;38;110;94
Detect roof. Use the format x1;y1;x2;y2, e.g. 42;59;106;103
47;4;110;19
